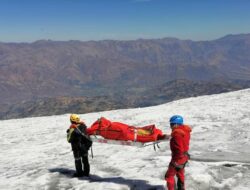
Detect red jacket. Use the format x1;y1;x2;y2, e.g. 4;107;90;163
170;125;191;165
69;121;86;129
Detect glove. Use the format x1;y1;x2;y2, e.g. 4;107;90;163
159;134;170;140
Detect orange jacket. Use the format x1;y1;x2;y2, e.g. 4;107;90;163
69;121;85;129
170;125;192;165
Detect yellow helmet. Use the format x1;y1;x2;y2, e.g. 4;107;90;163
70;114;80;123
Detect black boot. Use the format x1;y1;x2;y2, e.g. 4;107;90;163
73;172;84;177
177;178;184;190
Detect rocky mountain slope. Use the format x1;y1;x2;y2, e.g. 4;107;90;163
2;79;250;120
1;34;250;119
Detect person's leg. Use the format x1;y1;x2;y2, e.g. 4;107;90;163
176;168;185;190
82;154;90;176
165;164;177;190
73;151;84;176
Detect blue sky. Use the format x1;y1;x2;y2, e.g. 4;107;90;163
0;0;250;42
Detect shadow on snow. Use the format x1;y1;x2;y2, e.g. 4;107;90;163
49;167;165;190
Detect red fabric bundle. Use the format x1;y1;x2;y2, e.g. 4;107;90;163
87;117;164;143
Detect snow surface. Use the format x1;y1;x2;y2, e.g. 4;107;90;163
1;89;250;190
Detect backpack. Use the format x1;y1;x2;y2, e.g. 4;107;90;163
84;137;93;150
76;125;93;150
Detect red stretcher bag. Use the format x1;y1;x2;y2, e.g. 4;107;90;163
87;117;164;143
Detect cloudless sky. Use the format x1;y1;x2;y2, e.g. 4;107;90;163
0;0;250;42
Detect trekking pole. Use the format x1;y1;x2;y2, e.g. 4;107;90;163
90;146;94;159
156;142;160;149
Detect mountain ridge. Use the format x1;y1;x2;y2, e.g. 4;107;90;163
1;34;250;119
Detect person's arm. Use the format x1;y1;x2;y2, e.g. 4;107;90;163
158;134;171;140
164;134;171;139
172;134;184;154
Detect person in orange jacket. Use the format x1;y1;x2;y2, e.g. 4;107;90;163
67;114;92;177
165;115;192;190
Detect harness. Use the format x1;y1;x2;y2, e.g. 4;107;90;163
171;151;190;170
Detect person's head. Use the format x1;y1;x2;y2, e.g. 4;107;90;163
70;114;80;124
169;115;183;129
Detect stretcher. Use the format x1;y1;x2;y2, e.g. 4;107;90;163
87;117;170;150
90;135;169;150
87;117;167;142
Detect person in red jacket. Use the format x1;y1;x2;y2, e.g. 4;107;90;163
165;115;192;190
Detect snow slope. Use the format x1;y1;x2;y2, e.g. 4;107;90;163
1;89;250;190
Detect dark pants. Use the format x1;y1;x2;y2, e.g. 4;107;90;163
73;150;90;176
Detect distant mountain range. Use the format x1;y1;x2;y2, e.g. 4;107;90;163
2;79;250;120
1;34;250;119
